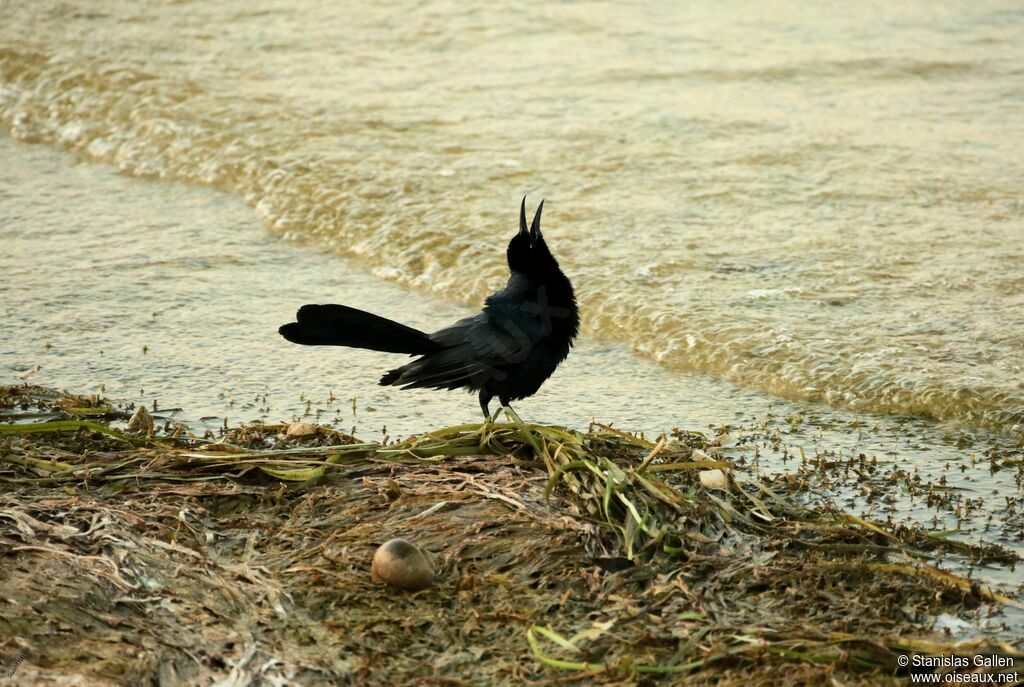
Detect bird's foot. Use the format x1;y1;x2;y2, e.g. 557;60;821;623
502;406;524;424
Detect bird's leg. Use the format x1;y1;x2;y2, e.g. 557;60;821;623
501;401;524;425
478;390;493;423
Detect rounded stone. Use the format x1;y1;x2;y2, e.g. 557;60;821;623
370;538;435;591
286;421;317;437
699;468;729;490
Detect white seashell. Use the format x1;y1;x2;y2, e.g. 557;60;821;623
699;469;729;490
286;421;317;437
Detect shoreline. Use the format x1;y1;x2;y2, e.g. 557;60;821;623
2;135;1021;509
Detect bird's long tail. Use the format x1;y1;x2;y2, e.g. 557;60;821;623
279;304;440;355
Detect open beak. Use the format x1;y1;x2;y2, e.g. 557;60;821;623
520;196;544;242
519;196;530;237
530;199;544;241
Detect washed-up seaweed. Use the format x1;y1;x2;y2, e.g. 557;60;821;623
0;384;1020;685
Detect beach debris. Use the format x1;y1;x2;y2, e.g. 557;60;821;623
127;405;154;434
286;421;317;437
699;468;729;490
371;538;435;591
1;384;1020;685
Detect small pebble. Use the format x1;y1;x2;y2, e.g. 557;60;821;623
286;421;317;437
371;538;435;591
699;469;729;490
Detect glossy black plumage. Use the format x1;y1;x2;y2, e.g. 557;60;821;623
279;198;579;419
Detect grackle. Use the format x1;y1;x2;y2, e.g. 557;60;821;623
279;197;579;420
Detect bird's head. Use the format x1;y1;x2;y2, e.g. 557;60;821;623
507;196;558;276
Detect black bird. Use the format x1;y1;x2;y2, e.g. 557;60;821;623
279;197;579;420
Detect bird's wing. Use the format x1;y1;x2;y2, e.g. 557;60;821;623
386;303;545;391
466;299;546;366
433;301;545;364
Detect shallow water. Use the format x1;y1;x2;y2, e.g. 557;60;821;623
0;136;741;437
2;0;1023;433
